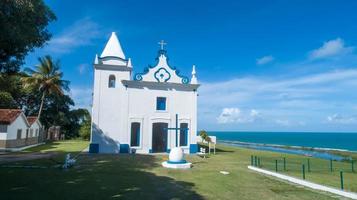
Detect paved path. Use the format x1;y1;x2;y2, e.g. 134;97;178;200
0;152;58;164
248;165;357;200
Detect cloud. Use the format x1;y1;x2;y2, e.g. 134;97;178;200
45;18;102;54
217;108;261;124
69;87;93;110
199;69;357;130
256;55;274;65
326;114;357;124
78;64;89;75
274;119;290;126
309;38;354;59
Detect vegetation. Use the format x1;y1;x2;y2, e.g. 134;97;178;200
0;0;88;139
79;111;91;140
0;0;56;73
0;141;349;200
22;55;70;119
23;140;89;154
199;130;211;143
0;57;90;139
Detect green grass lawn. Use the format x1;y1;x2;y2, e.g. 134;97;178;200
253;151;357;193
0;141;349;200
23;139;89;153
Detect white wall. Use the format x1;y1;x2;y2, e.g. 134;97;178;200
29;121;41;137
127;86;197;153
91;65;131;153
0;125;8;140
91;52;198;154
6;114;29;140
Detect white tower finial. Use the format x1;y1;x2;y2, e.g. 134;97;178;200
94;54;99;64
127;58;132;68
101;32;126;59
191;65;198;84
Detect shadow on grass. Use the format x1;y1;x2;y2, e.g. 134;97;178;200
0;154;204;200
0;140;88;165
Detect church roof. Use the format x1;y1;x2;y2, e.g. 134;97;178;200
134;50;191;85
100;32;126;59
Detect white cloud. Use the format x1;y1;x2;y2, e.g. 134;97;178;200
256;55;274;65
199;69;357;130
45;18;101;54
217;108;261;124
274;119;291;126
327;114;357;124
309;38;354;59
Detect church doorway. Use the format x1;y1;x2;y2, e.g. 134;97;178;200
152;122;168;153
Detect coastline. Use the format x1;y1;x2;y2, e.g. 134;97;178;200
219;140;357;161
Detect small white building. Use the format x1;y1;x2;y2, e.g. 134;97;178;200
0;109;42;150
90;32;200;154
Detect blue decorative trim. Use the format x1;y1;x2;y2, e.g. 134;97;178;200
149;149;153;153
167;160;187;164
133;50;190;84
119;144;130;153
154;67;171;82
99;56;127;61
89;143;99;153
189;144;198;154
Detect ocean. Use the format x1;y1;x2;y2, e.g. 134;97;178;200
209;132;357;152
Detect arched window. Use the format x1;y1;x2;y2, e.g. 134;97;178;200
130;122;140;147
108;75;116;88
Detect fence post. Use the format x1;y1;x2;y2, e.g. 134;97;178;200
283;157;286;171
275;160;278;172
255;156;258;166
330;159;333;172
258;157;261;167
307;158;311;172
302;164;305;180
340;171;344;190
352;160;355;173
251;155;253;166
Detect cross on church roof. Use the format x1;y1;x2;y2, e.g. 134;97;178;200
158;40;167;50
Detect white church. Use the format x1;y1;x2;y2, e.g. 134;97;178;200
89;32;200;154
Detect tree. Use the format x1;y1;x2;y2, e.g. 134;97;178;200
0;91;15;108
0;0;56;73
79;110;91;140
199;130;211;143
0;73;30;109
21;55;69;120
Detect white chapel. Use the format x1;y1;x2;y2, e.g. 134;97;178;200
90;32;200;154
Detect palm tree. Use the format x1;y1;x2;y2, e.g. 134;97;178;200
22;55;69;120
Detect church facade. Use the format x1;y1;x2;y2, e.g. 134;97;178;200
89;32;200;154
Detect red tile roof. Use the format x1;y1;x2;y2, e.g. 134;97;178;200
27;116;38;125
0;109;23;124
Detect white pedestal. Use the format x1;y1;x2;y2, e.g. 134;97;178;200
162;161;192;169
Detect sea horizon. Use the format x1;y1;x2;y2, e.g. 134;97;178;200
207;131;357;152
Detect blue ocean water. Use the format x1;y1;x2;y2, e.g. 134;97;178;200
209;132;357;151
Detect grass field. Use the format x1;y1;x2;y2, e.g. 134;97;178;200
0;140;352;200
252;151;357;192
23;139;89;154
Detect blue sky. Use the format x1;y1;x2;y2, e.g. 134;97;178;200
25;0;357;132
